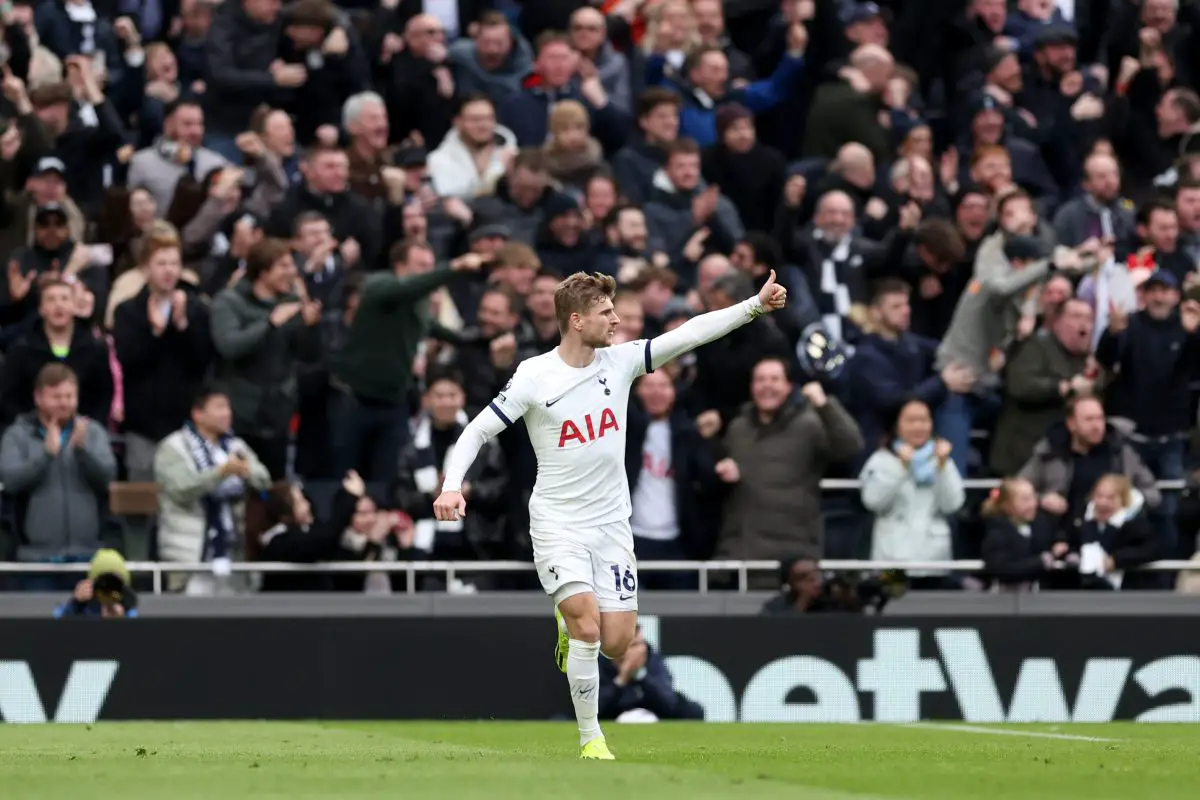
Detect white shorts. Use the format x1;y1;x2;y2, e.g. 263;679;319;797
531;519;638;612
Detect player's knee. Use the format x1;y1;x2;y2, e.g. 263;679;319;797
601;629;634;660
569;616;601;643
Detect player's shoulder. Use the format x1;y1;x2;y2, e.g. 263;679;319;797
513;350;560;380
601;339;651;371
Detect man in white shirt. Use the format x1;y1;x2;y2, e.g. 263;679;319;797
435;270;786;759
627;369;719;588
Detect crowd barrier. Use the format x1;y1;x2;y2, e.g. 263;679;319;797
2;615;1197;723
2;558;1199;594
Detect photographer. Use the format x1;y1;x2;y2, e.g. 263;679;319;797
53;549;139;618
760;557;906;615
598;625;704;722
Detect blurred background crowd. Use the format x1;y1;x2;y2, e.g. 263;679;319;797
2;0;1200;603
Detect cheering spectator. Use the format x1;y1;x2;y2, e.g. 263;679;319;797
611;88;681;206
627;368;719;587
154;385;271;594
446;12;534;105
991;297;1097;475
427;93;517;199
1019;396;1161;533
0;363;116;590
1;279;112;426
331;242;480;482
645;138;744;283
112;225;211;483
394;369;508;588
496;31;627;151
981;476;1062;591
127;99;226;211
266;145;381;269
246;469;384;592
204;0;287;161
714;358;862;565
1069;474;1161;590
210;237;322;477
860;399;965;589
848;280;970;463
1095;272;1200;556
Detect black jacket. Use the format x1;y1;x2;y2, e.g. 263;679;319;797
625;406;720;559
266;183;383;269
1095;310;1200;437
275;25;371;144
203;1;283;135
981;514;1058;588
258;487;364;592
1;323;112;427
112;286;213;442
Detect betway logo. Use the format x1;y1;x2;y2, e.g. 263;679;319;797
640;622;1200;723
0;661;119;723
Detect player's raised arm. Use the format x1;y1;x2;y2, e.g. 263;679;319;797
434;366;535;521
644;270;787;372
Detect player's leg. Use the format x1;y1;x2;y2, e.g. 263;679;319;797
533;535;611;757
556;589;609;756
593;520;640;661
599;610;638;661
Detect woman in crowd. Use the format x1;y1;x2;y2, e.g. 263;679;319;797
859;398;964;589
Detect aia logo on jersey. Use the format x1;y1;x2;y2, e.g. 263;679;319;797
558;408;619;447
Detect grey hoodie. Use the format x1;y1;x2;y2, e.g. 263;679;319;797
0;413;117;561
448;34;534;106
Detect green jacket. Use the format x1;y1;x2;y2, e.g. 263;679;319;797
334;266;462;403
802;81;890;164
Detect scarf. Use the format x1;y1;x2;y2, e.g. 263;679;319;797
898;439;938;487
182;422;246;561
411;410;469;553
814;230;855;343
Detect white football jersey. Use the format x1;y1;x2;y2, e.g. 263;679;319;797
488;339;653;529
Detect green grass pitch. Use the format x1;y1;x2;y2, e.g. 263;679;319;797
1;721;1197;799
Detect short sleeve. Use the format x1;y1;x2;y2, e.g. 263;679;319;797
488;362;538;426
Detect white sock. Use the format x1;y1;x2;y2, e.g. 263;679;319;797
566;638;602;746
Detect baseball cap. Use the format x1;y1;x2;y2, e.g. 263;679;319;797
468;223;511;243
1033;25;1079;50
33;156;66;177
1143;269;1179;290
844;2;887;26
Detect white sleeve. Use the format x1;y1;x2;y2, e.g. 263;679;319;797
440;364;537;492
644;296;765;372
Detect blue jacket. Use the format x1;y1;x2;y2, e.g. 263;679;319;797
598;643;702;720
497;78;630;153
54;599;139;618
649;53;804;147
847;332;946;467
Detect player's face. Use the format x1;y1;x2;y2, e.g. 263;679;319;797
574;295;619;348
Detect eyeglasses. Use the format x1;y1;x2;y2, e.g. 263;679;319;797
572;23;604;31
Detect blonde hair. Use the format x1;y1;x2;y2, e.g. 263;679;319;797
555;271;616;333
138;220;181;265
982;477;1032;518
549;100;589;136
1092;474;1133;507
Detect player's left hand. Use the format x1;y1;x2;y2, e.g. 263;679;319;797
433;490;467;522
758;269;787;312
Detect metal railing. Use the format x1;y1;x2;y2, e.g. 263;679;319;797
1;558;1197;595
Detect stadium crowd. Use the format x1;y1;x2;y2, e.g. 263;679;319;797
1;0;1199;600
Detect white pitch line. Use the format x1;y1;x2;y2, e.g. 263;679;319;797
904;722;1120;742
